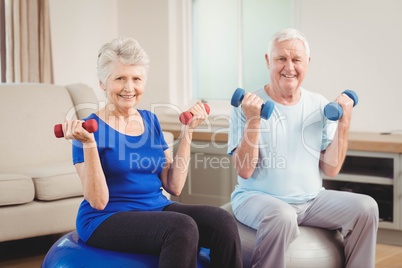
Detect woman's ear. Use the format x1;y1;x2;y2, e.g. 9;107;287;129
100;81;108;98
99;81;106;91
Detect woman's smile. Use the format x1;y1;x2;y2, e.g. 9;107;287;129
102;61;146;114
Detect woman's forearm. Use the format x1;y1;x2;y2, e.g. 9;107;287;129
164;130;193;196
81;143;109;210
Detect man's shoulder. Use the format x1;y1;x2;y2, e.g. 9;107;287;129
251;86;265;94
301;87;328;103
251;86;269;100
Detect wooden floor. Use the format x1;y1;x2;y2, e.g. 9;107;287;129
376;243;402;268
0;234;63;268
0;234;401;268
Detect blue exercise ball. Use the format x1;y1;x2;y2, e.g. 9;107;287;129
41;231;211;268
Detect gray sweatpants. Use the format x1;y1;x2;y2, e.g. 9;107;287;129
234;190;379;268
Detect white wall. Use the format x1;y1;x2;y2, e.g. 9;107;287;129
49;0;118;102
50;0;170;110
49;0;402;133
116;0;170;111
299;0;402;133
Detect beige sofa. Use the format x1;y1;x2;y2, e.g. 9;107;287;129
0;83;173;242
0;83;99;242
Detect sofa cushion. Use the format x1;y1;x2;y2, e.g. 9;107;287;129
33;172;83;201
0;174;35;206
0;197;82;242
3;161;83;201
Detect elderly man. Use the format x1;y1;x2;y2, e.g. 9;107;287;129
228;28;378;268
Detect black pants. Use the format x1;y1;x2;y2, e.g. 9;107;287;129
86;202;242;268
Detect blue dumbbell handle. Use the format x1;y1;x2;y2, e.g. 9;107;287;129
231;88;274;120
324;90;358;121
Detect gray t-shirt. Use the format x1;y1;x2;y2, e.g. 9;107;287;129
228;87;337;210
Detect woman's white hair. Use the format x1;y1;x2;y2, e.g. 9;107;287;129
97;37;150;84
267;28;310;60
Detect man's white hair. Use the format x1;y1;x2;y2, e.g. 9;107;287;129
267;28;310;60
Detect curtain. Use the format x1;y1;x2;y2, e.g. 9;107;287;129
0;0;6;82
2;0;53;83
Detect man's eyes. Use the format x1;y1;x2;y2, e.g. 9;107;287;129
276;58;301;62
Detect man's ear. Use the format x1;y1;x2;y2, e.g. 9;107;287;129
265;54;270;70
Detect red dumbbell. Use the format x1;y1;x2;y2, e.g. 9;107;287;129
179;104;210;125
54;119;98;138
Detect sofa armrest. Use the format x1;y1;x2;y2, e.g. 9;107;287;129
66;83;102;120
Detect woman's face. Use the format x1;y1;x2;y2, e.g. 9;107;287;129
102;60;146;111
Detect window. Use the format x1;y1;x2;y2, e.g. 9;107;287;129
192;0;294;101
164;0;297;123
192;0;238;101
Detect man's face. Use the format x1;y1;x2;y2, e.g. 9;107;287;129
266;39;310;94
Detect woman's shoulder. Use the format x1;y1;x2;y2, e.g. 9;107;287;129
76;113;99;123
138;110;164;135
138;109;158;122
84;113;99;120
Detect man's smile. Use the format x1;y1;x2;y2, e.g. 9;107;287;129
282;74;296;78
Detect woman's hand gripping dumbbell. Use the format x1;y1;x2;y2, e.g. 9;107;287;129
179;103;210;125
54;119;98;138
231;88;275;119
324;90;358;121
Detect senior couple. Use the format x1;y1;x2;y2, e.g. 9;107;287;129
63;29;378;268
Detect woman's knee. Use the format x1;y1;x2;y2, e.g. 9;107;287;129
213;209;240;239
165;214;199;246
180;215;199;241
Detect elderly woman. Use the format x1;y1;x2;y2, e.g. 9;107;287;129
63;37;242;268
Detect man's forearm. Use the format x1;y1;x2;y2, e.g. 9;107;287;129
320;122;350;177
234;119;261;179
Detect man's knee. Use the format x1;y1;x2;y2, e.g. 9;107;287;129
357;194;379;220
255;206;299;252
258;206;298;234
